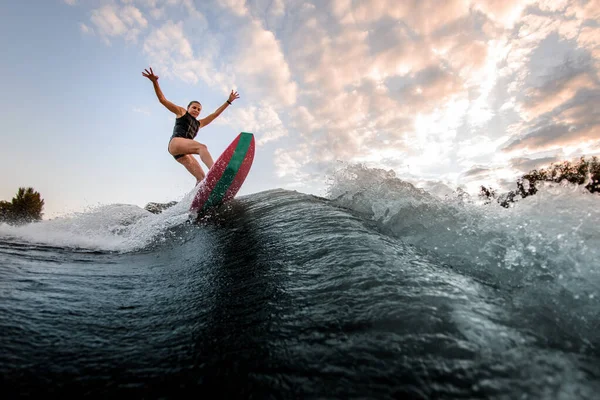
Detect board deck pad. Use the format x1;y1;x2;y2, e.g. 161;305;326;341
189;132;255;217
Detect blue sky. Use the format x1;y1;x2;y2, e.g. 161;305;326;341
1;0;599;218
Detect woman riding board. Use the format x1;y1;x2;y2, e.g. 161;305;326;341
142;67;240;184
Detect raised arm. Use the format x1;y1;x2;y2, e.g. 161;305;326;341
142;67;186;117
200;90;240;127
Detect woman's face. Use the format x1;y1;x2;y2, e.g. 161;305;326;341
188;102;202;118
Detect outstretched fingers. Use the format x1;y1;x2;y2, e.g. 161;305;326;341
142;67;158;81
229;90;240;102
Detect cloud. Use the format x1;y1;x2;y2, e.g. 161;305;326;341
143;20;216;85
250;0;286;28
90;6;127;37
566;0;600;20
505;88;600;151
64;0;77;5
522;71;596;120
76;0;600;192
144;20;192;59
273;145;311;180
121;5;148;28
233;20;298;107
219;103;288;145
90;4;148;43
472;0;530;27
387;66;463;111
218;0;249;17
79;23;93;35
332;0;470;34
577;26;600;62
266;0;500;179
501;24;600;154
509;156;562;172
461;166;493;179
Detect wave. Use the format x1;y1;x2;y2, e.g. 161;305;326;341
327;164;599;277
2;163;599;287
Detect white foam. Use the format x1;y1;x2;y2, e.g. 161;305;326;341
326;163;600;292
0;189;198;253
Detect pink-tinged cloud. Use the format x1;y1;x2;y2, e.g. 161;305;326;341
522;72;597;121
567;0;600;20
234;21;298;107
504;88;600;152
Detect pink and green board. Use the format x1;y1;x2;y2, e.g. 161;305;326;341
189;132;255;217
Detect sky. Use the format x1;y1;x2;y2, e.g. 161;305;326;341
0;0;599;218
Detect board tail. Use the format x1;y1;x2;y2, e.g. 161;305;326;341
190;132;255;217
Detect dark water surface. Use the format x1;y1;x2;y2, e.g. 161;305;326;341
1;179;599;398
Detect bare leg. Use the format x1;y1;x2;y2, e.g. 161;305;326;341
169;138;214;169
199;150;214;170
176;155;205;184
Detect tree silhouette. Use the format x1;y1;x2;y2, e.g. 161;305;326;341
0;187;45;225
480;156;599;207
0;200;11;221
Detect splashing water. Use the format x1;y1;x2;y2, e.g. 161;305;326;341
0;189;198;252
326;163;600;295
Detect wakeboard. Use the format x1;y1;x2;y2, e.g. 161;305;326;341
189;132;255;219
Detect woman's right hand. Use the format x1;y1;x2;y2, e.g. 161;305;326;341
142;67;159;83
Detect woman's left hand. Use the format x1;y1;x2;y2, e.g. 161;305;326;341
228;90;240;103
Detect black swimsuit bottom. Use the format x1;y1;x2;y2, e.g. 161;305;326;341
169;136;187;160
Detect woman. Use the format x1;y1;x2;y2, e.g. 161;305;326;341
142;67;240;184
